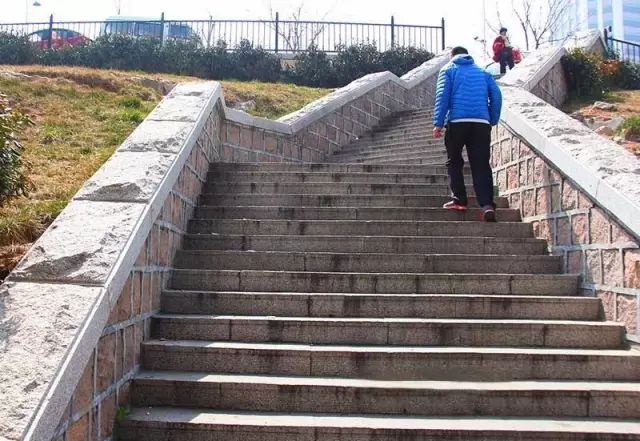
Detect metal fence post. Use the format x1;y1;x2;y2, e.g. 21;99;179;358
160;12;165;45
274;12;279;53
441;18;446;51
47;14;54;49
390;16;395;47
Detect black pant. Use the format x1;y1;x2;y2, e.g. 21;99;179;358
444;122;495;208
500;48;515;74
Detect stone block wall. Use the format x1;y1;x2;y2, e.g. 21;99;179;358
222;79;417;161
51;101;224;441
492;123;639;338
529;60;568;109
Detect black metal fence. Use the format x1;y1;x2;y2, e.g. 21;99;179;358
604;27;640;64
0;14;446;54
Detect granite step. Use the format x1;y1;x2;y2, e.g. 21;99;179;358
209;163;456;174
187;219;534;238
120;409;640;441
174;250;563;275
205;171;456;184
202;182;474;196
182;234;547;255
131;372;640;418
141;341;640;381
197;195;508;209
170;270;578;295
332;148;447;163
343;155;449;166
334;144;445;157
193;206;521;221
151;315;623;349
160;291;601;320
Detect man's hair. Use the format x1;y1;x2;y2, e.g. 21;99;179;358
500;27;508;34
451;46;469;57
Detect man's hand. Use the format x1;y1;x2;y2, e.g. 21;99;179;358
433;127;443;138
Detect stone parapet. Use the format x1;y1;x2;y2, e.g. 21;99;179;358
492;29;639;341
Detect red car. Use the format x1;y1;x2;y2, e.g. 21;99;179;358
28;28;90;49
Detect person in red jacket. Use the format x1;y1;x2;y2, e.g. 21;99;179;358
493;28;515;75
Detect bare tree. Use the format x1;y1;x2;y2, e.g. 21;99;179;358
265;1;335;52
488;0;579;51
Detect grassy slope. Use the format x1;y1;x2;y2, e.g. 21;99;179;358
0;66;329;276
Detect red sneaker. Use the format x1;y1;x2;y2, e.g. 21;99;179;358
443;201;467;211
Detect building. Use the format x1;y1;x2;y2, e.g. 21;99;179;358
552;0;640;47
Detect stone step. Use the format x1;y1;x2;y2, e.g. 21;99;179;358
333;147;447;162
198;195;508;209
170;270;578;295
347;136;440;150
207;171;456;184
132;373;640;418
358;132;438;144
334;143;445;158
161;291;601;320
151;315;623;349
345;155;449;166
373;119;433;131
193;206;521;221
331;147;447;160
141;341;640;381
187;219;534;238
120;408;640;441
202;182;474;196
209;163;455;174
182;234;547;255
174;251;563;275
370;127;433;138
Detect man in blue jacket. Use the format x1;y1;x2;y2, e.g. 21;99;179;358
433;46;503;222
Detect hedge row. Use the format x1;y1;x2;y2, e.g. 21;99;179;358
0;33;434;88
562;48;640;100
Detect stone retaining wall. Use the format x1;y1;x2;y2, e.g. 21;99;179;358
492;122;638;337
495;30;640;341
0;52;449;441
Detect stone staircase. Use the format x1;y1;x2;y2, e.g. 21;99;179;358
119;109;640;440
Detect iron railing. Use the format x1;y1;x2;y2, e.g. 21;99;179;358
0;14;446;54
604;26;640;64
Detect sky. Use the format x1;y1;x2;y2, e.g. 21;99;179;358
1;0;522;61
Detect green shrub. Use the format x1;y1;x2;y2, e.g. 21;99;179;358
289;45;336;87
563;48;640;100
229;40;281;82
333;43;382;85
0;33;35;64
562;48;605;100
0;94;33;203
380;46;434;77
621;117;640;141
614;60;640;90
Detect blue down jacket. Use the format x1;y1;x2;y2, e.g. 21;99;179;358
433;54;502;128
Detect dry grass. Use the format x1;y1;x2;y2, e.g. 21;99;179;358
564;90;640;154
4;65;331;119
0;65;330;277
